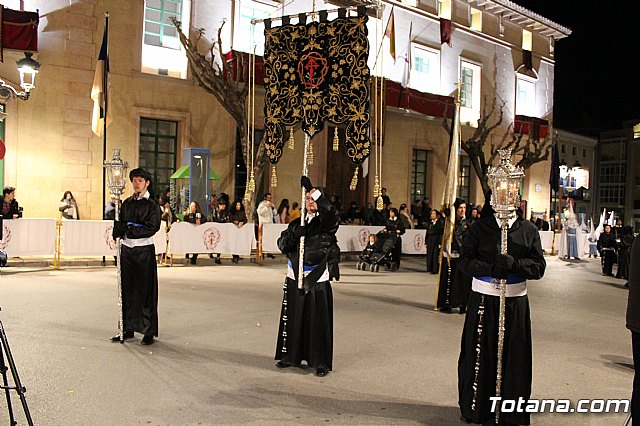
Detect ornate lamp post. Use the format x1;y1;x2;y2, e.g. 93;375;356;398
0;52;40;101
487;148;524;424
103;149;129;343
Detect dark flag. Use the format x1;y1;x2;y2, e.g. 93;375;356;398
549;141;560;191
91;15;110;136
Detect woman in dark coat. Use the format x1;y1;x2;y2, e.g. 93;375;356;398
229;200;248;264
425;209;444;273
385;208;405;267
457;192;546;425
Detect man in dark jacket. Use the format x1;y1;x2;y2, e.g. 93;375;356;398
275;176;339;377
1;187;20;219
111;168;161;345
457;190;546;425
626;237;640;422
598;224;617;276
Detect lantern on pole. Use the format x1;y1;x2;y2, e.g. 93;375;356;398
486;148;524;424
103;148;129;343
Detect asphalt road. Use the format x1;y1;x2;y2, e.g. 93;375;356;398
0;254;632;425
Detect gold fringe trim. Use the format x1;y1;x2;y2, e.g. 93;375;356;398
373;176;380;198
288;128;295;150
271;165;278;187
333;127;339;152
247;170;256;193
349;166;358;191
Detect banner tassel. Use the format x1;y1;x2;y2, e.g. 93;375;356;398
333;127;340;151
373;175;380;198
288;128;295;150
271;165;278;188
308;141;314;166
349;166;359;191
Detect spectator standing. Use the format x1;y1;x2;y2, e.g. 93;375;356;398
184;201;207;265
1;187;20;219
425;209;443;274
104;196;117;220
257;193;277;258
210;199;230;264
380;187;391;207
361;202;374;226
617;226;635;280
229;200;248;263
289;202;301;223
277;198;290;225
385;208;405;267
59;191;80;220
398;203;413;229
598;224;617;276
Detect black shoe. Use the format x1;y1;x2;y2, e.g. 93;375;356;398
276;360;297;369
209;253;214;259
190;258;197;265
215;258;222;264
111;330;134;342
141;335;155;345
459;307;467;314
267;253;275;259
315;367;329;377
439;307;452;313
460;416;472;424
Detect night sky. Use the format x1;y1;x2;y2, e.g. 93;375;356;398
514;0;640;135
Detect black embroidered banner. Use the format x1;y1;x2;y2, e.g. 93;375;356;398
263;8;371;165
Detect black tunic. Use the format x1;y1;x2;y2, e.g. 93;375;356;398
425;218;443;273
457;214;545;425
598;232;617;276
436;217;469;309
275;190;339;370
113;194;161;337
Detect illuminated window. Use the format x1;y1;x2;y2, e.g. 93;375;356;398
458;155;471;201
634;123;640;139
515;75;536;117
411;44;440;94
460;60;481;125
139;118;178;192
233;0;279;56
144;0;183;49
470;8;482;31
412;149;429;202
438;0;452;20
141;0;191;78
522;29;532;51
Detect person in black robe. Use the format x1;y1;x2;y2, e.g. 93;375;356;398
425;209;444;274
598;224;617;276
436;198;468;312
384;208;405;267
616;226;635;280
457;191;546;425
275;176;339;377
111;168;161;345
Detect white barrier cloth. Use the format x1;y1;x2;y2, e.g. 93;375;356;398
262;224;428;254
168;222;255;255
0;218;57;256
61;220;166;256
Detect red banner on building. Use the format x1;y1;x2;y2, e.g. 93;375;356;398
0;6;39;61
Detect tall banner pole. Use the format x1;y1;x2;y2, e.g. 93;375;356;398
298;134;310;290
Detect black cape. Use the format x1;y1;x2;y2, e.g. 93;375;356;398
113;194;161;337
457;214;545;425
275;190;339;370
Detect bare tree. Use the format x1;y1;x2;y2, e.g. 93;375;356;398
443;98;552;194
171;18;267;219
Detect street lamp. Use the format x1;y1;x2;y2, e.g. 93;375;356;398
103;148;129;343
486;148;525;424
0;52;40;101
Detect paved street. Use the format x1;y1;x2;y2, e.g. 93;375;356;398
0;254;632;425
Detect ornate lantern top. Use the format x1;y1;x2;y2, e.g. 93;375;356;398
487;149;525;218
103;149;129;197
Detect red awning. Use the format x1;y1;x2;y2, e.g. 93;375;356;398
0;6;39;62
386;80;454;119
514;114;548;139
222;50;264;84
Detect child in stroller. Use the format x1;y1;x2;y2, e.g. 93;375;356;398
356;231;399;272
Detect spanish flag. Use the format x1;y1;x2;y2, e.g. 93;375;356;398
91;15;110;136
384;7;396;62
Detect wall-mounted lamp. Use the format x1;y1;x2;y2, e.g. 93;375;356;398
0;52;40;101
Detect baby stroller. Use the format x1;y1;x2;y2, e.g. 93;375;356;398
356;231;399;272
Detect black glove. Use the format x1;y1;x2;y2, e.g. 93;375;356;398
112;222;127;239
492;264;511;280
301;176;313;192
494;254;515;271
293;225;308;239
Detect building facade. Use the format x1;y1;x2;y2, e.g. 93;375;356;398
597;120;640;231
0;0;569;220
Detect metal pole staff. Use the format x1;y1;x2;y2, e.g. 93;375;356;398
114;195;124;343
298;134;310;290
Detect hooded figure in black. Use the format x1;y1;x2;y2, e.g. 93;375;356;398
457;190;546;425
111;168;161;345
275;176;339;377
436;198;469;312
